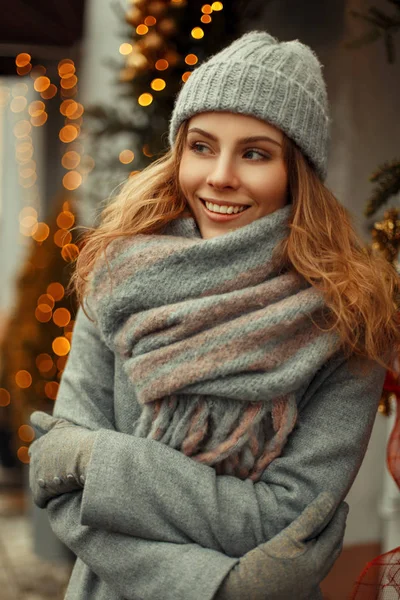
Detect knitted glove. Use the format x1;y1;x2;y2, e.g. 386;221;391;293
214;492;348;600
28;411;96;508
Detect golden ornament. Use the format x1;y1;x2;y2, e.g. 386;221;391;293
371;208;400;264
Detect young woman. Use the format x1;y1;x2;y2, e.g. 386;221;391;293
28;31;399;600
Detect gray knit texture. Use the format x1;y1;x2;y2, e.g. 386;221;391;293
168;30;331;181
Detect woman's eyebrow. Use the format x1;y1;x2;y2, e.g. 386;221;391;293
187;127;282;147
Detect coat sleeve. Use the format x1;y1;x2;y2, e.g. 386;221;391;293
45;307;386;559
46;492;237;600
34;307;237;599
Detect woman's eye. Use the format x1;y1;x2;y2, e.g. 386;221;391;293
189;142;210;154
244;149;269;160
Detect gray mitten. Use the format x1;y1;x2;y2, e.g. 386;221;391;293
28;411;96;508
214;492;348;600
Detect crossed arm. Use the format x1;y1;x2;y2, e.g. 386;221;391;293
29;307;386;597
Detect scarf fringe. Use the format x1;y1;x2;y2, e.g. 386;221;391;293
134;394;297;482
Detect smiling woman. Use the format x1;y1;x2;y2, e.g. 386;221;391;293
179;112;288;238
27;30;400;600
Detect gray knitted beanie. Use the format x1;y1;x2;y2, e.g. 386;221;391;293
168;30;331;181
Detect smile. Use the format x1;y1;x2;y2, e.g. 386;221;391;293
199;198;251;222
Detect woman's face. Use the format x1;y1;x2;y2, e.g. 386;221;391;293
178;111;289;239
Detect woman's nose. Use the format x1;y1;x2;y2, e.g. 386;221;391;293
206;157;240;189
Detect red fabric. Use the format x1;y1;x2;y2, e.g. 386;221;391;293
387;395;400;490
350;371;400;599
350;547;400;599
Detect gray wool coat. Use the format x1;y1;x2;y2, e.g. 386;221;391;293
41;307;386;600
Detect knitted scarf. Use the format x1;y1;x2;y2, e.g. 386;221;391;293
88;204;340;482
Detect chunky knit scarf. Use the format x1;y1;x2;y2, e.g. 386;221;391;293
88;204;340;482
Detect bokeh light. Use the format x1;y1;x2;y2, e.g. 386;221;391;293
32;222;50;242
35;304;52;323
60;75;78;90
15;370;32;389
36;353;54;373
59;125;79;143
182;72;192;82
18;425;35;442
14;120;31;138
17;446;30;464
31;112;48;127
185;54;198;65
56;211;75;229
52;337;71;356
54;229;72;247
155;59;169;71
201;14;212;23
211;1;223;9
61;243;79;262
62;171;82;190
45;381;59;400
144;16;157;26
150;78;166;91
191;27;204;39
138;93;153;106
120;43;133;55
10;96;27;113
0;389;11;407
53;308;71;327
47;282;65;301
62;151;81;170
41;84;57;99
136;24;149;35
33;76;51;93
15;53;31;67
119;150;135;164
37;294;55;309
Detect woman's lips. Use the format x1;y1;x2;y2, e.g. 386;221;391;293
199;198;250;222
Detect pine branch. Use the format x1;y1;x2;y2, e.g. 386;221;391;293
364;159;400;217
345;4;400;63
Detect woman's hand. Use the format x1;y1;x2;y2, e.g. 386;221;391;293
28;411;97;508
214;492;348;600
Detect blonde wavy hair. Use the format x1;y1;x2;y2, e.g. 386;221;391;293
71;118;400;374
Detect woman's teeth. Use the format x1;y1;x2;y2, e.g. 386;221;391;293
203;200;249;214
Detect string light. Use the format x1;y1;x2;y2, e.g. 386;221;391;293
191;27;204;39
52;337;71;356
119;150;135;164
138;93;153;106
155;59;169;70
62;171;82;190
44;381;59;400
15;53;31;67
0;389;11;407
18;425;35;442
185;54;198;65
15;371;32;388
33;76;51;93
47;282;65;301
120;43;133;55
136;24;149;35
150;78;166;91
53;308;71;327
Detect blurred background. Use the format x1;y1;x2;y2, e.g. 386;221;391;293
0;0;399;598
